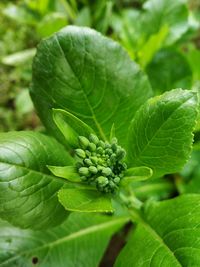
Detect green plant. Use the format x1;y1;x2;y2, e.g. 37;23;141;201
1;25;200;267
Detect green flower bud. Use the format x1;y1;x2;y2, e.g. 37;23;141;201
78;136;89;149
116;149;126;160
89;134;99;144
97;176;109;186
109;180;116;189
110;154;116;163
79;167;89;176
98;140;105;148
90;156;98;164
114;177;120;184
107;159;111;165
105;142;110;149
102;167;112;176
97;147;104;154
111;143;118;152
88;142;96;152
75;134;126;194
75;149;86;159
89;166;98;174
105;148;113;155
111;137;118;144
97;165;103;171
85;150;91;157
97;158;104;165
84;158;93;166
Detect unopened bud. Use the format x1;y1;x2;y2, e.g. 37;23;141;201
114;177;120;184
85;150;91;157
90;156;98;164
98;140;105;148
111;137;118;144
105;148;113;155
88;142;96;152
102;167;112;176
97;147;104;154
97;176;109;186
75;149;86;159
111;143;117;152
78;136;89;149
89;134;99;144
79;167;89;176
89;166;98;174
84;158;93;166
116;149;126;160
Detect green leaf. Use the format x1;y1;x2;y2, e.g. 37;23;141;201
0;213;129;267
31;26;152;148
37;12;68;38
138;25;169;68
128;89;198;178
178;149;200;194
146;49;192;95
115;194;200;266
2;4;36;25
0;131;74;229
186;46;200;82
58;188;114;213
75;6;91;27
110;0;189;61
133;177;175;201
142;0;189;46
53;108;95;148
47;165;81;182
122;166;153;185
1;48;36;66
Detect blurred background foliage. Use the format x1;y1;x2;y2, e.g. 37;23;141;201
0;0;200;132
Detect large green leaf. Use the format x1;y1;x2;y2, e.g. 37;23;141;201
0;213;129;267
0;131;74;229
115;194;200;266
146;49;192;95
31;26;152;148
128;89;198;178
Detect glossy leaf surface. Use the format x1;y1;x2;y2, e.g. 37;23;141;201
31;26;152;148
0;131;73;229
115;194;200;266
128;89;198;178
0;213;128;267
58;188;113;213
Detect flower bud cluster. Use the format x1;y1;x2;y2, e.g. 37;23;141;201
75;134;127;193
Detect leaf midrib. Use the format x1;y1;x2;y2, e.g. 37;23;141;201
0;160;69;185
0;216;129;266
54;34;107;141
133;93;194;160
130;210;182;266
